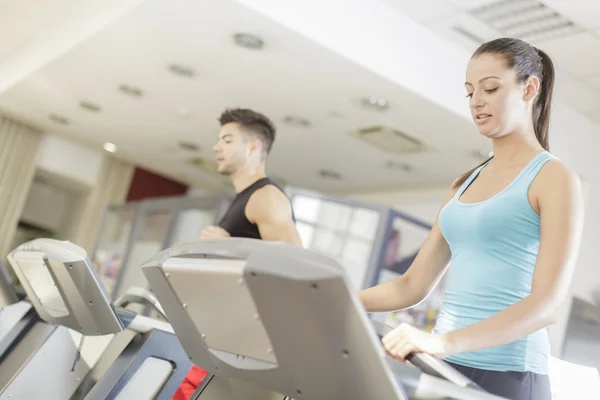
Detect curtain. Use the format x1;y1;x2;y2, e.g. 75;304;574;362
0;116;43;257
68;155;134;252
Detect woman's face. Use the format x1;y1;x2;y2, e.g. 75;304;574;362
465;53;538;139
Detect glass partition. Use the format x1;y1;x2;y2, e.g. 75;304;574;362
93;187;434;309
112;209;174;300
92;205;136;296
286;187;386;291
371;210;437;331
93;195;230;299
167;208;219;247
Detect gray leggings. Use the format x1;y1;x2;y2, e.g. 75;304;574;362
446;361;552;400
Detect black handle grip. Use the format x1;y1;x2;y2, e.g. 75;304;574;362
371;320;482;390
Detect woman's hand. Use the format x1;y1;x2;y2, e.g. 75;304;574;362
382;323;452;361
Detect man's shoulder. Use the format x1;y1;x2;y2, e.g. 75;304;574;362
249;183;289;206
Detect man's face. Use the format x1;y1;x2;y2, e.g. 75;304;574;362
213;122;251;175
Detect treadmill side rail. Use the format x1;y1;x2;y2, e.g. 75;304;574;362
0;325;90;399
84;328;193;400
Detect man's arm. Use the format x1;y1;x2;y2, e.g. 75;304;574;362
245;185;303;246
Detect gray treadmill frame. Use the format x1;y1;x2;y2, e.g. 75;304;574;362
7;239;123;335
5;239;194;400
142;239;507;400
141;238;409;400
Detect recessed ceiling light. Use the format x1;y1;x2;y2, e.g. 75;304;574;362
473;149;493;159
49;114;69;125
177;140;201;152
177;108;191;118
318;169;342;180
360;96;389;111
118;84;143;97
283;115;311;128
103;142;117;153
233;33;265;50
80;101;101;112
168;64;196;78
385;161;412;172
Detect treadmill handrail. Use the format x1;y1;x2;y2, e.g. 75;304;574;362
371;320;481;390
114;286;167;320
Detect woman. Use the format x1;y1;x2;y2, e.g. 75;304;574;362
359;37;584;400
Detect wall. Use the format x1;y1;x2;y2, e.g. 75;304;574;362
350;187;447;223
37;134;104;189
20;178;77;234
126;167;188;202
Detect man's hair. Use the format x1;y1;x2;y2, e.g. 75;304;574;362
218;108;276;155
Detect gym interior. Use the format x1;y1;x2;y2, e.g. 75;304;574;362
0;0;599;399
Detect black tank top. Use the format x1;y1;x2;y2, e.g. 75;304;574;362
217;177;294;239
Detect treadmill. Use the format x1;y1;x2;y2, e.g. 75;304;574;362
5;238;192;400
0;259;33;369
141;238;508;400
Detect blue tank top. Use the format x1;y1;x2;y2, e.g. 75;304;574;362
433;151;555;374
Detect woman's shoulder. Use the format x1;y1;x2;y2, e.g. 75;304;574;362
533;157;581;200
537;158;580;188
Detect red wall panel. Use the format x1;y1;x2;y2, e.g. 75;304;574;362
126;167;188;202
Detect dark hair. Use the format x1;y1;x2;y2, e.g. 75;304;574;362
453;37;555;189
218;108;276;155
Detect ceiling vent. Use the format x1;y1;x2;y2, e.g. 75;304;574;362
468;0;583;42
451;26;485;44
186;157;219;173
351;126;424;155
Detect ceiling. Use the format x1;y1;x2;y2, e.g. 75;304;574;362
0;0;599;195
0;0;76;61
384;0;600;125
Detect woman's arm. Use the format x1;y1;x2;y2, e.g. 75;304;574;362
358;184;457;313
442;162;584;355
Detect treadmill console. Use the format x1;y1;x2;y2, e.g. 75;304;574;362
8;239;123;335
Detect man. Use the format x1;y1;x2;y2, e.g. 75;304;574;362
200;107;302;246
173;108;302;400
